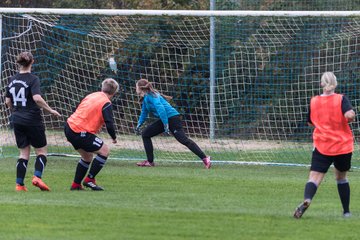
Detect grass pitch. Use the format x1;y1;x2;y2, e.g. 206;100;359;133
0;157;359;240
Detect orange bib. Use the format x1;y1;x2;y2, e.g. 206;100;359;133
310;94;353;155
67;92;110;134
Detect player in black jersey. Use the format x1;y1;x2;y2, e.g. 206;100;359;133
5;52;61;191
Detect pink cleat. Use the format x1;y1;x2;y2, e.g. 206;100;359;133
136;160;155;167
202;156;211;169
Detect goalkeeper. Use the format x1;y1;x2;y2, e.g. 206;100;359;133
134;79;211;168
64;78;118;190
294;72;355;218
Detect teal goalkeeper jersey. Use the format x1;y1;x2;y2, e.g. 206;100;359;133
137;93;179;127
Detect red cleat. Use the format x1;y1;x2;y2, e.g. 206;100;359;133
70;182;84;191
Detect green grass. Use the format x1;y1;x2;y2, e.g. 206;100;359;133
3;145;360;169
0;157;359;240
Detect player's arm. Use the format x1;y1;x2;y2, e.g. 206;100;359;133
342;95;355;122
5;86;13;109
32;94;61;117
31;77;61;117
137;100;149;128
5;97;13;110
306;105;314;127
102;102;117;143
344;110;355;122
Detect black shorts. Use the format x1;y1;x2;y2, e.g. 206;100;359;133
13;123;47;149
311;148;352;173
64;122;103;152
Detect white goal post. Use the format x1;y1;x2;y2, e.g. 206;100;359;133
1;8;360;165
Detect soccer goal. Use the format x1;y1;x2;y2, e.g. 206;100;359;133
1;9;360;166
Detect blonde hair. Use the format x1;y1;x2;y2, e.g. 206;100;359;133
321;72;337;92
101;78;119;95
136;79;172;101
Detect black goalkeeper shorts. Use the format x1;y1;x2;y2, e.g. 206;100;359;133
311;148;352;173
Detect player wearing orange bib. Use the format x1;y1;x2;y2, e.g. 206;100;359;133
294;72;355;218
311;94;353;156
67;91;111;134
64;78;118;191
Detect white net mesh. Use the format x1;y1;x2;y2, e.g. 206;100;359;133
1;12;359;165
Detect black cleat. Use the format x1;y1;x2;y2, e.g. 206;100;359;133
83;181;104;191
294;200;310;219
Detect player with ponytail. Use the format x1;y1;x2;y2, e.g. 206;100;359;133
135;79;211;168
5;51;61;191
294;72;355;218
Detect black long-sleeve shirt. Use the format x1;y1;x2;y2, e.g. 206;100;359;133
102;102;116;140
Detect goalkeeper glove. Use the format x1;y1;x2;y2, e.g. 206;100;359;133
164;124;170;136
135;124;142;135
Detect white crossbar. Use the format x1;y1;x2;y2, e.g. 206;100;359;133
0;8;360;17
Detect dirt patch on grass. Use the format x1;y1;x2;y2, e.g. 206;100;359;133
1;130;285;152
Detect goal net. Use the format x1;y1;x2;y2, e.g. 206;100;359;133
1;10;360;165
